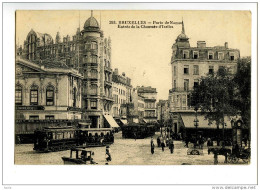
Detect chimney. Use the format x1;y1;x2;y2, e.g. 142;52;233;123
225;42;228;49
114;68;119;75
122;72;125;76
197;41;206;48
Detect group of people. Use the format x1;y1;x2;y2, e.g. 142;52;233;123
150;135;175;154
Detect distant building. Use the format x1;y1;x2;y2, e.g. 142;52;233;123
111;68;132;125
169;21;238;133
18;11;118;129
157;100;170;124
136;86;157;123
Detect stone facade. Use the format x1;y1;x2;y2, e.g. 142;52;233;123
18;12;114;128
168;21;240;133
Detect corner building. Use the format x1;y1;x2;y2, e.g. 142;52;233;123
20;12;114;128
169;22;240;134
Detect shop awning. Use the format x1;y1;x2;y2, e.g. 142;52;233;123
120;119;128;125
181;114;232;129
104;115;120;128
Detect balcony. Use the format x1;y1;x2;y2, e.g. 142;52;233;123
104;66;112;72
144;98;156;102
170;87;191;92
104;80;112;86
103;95;113;102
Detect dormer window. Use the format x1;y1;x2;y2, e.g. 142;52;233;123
183;50;189;59
218;52;224;60
230;52;235;61
208;51;214;60
193;51;199;59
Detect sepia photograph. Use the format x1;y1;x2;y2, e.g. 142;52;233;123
14;10;252;166
2;2;258;187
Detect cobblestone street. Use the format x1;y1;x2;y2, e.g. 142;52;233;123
15;131;248;165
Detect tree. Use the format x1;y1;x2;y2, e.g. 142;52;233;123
190;68;238;144
233;57;251;128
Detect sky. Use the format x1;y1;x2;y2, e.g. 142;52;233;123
16;10;251;100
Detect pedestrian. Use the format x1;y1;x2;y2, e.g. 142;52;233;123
184;137;189;148
161;138;165;152
157;136;161;147
151;141;155;154
105;146;112;162
214;151;218;165
134;132;137;141
166;137;169;147
169;138;174;154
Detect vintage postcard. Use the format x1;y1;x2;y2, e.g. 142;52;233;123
14;10;251;167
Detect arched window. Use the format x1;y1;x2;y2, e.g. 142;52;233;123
73;87;77;107
46;86;54;106
30;85;38;105
15;85;22;105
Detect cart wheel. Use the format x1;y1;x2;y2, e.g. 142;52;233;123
231;156;239;164
242;158;249;163
227;155;233;163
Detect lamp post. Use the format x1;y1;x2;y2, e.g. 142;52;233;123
193;107;199;147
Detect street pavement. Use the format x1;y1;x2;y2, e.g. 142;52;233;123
14;131;249;165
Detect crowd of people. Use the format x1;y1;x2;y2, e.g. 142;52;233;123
150;134;175;154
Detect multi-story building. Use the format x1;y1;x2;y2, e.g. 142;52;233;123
19;11;117;128
111;68;132;120
15;57;84;141
136;86;157;123
169;21;238;133
157;100;170;124
128;88;145;123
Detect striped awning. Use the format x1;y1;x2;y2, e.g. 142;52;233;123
104;115;120;128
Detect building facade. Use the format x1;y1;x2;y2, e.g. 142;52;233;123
19;11;116;128
136;86;157;123
168;21;239;133
15;57;84;137
111;68;132;120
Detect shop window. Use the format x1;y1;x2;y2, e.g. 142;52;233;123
46;86;54;106
15;85;22;105
30;85;38;105
45;115;54;120
29;115;39;120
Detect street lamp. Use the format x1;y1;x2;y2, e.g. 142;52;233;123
193;107;199;147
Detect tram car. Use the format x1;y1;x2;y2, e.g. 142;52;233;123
122;123;156;139
33;126;115;152
33;126;78;152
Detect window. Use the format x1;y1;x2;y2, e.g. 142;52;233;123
46;86;54;106
193;51;199;59
184;65;189;74
183;50;189;59
85;42;91;50
90;85;97;95
209;66;214;74
174;80;176;89
184;79;189;91
29;115;39;120
193;65;199;75
194;79;199;89
182;95;187;106
230;52;235;61
91;69;98;78
90;55;97;63
73;87;77;107
208;51;214;60
90;100;97;109
15;85;22;105
218;52;224;60
174;66;177;76
91;41;98;50
30;86;38;105
45;115;54;120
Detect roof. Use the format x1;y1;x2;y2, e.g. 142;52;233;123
180;114;232;129
84;16;99;29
